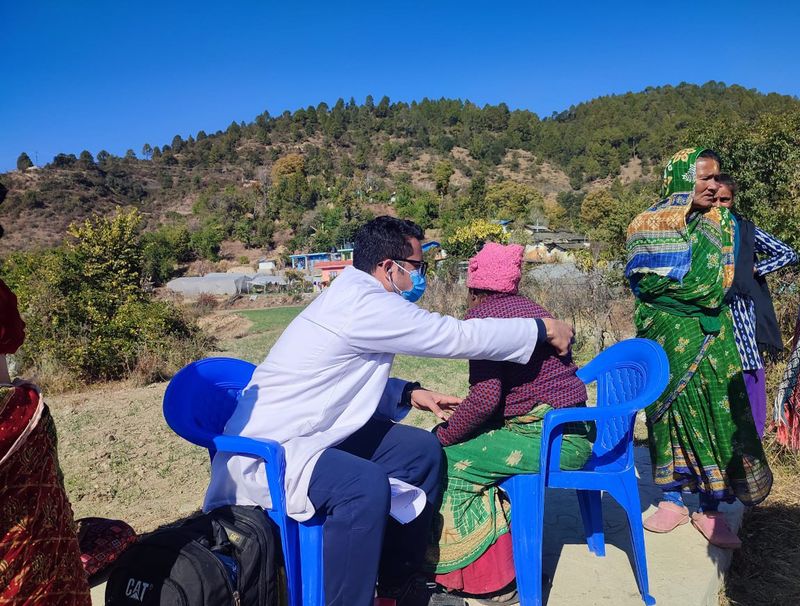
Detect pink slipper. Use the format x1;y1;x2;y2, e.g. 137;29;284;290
691;511;742;549
643;501;690;533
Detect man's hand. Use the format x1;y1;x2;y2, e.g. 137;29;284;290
541;317;575;356
410;389;462;421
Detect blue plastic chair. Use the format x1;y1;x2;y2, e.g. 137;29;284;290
500;338;669;606
162;357;325;606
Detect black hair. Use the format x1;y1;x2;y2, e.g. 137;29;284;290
717;173;737;196
353;216;424;274
697;149;721;166
468;287;496;297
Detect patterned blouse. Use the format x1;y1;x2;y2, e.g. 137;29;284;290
435;293;587;446
730;225;798;371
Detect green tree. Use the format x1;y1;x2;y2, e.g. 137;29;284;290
580;182;652;260
3;209;206;383
433;160;454;198
271;153;305;181
142;143;153;159
16;152;33;171
485;181;546;221
67;208;144;306
394;184;439;229
443;219;509;259
694;112;800;250
460;174;488;220
79;150;95;167
141;231;178;285
190;223;224;261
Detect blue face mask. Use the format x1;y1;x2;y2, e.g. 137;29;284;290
391;262;427;303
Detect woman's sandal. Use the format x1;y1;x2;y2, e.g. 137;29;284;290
643;501;690;533
690;511;742;549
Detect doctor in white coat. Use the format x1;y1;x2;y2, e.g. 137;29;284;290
204;216;574;606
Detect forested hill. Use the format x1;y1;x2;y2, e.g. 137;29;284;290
1;81;798;255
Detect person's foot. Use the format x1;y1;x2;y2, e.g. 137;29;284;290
691;511;742;549
643;501;690;533
377;576;466;606
471;582;520;605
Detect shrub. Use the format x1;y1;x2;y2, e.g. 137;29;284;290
420;276;467;318
2;209;211;388
442;220;509;259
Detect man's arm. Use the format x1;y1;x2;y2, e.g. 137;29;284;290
374;379;463;422
373;378;412;422
346;291;573;362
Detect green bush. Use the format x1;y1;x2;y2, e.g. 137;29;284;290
2;209;210;388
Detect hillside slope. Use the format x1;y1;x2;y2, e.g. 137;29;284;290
1;82;797;253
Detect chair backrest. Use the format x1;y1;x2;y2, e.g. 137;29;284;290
576;338;669;464
163;357;257;451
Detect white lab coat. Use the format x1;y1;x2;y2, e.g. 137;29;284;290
204;266;541;521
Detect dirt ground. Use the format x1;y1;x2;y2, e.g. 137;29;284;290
49;311;262;533
50;380;210;532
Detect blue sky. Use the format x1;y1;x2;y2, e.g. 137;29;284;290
1;1;798;172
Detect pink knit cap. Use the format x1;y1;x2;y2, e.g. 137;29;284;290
466;242;525;294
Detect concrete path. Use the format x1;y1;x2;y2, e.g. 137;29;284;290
91;448;742;606
491;448;743;606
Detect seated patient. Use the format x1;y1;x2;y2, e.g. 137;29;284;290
426;243;591;603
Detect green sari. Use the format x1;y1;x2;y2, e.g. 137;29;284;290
426;404;592;573
627;147;772;506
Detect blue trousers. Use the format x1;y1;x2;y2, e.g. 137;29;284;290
307;417;444;606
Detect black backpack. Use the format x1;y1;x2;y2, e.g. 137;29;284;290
105;505;282;606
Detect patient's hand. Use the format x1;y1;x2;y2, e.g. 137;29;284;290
541;317;575;356
410;389;462;421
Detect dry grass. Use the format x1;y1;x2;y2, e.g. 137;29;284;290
721;435;800;605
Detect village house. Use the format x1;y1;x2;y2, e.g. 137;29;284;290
315;259;353;286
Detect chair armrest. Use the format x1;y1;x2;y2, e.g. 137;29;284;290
539;406;638;477
542;405;639;428
212;435;288;513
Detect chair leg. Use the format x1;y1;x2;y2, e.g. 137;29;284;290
609;477;656;606
268;511;303;606
299;517;325;606
503;476;543;606
576;489;605;557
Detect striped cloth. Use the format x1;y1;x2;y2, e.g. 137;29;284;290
729;225;798;371
625;192;695;282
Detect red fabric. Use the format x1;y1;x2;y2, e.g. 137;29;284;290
0;279;25;355
0;385;91;605
776;312;800;450
434;531;515;595
76;518;138;577
0;386;38;458
436;293;587;446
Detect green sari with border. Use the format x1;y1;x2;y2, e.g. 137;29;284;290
633;211;772;505
425;404;592;574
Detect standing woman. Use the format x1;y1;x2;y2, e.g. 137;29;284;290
0;279;91;605
625;148;772;549
715;174;798;438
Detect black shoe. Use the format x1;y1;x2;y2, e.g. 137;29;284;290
458;580;519;605
378;576;466;606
